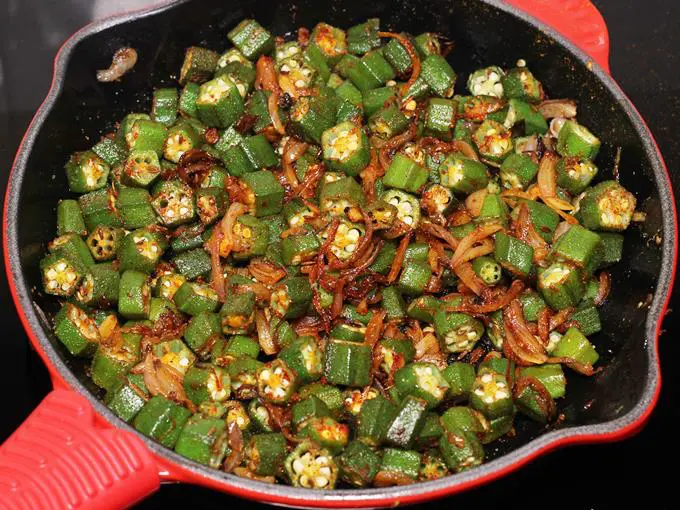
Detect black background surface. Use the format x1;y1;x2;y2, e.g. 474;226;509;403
0;1;678;508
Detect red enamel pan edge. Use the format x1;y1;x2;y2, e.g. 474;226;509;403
2;0;676;508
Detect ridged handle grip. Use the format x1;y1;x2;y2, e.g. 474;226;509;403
507;0;610;73
0;390;160;509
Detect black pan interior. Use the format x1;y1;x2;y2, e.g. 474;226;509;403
11;0;667;465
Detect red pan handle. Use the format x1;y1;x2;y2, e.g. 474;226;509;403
506;0;611;73
0;390;160;508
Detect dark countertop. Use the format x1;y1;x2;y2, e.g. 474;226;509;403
0;1;677;508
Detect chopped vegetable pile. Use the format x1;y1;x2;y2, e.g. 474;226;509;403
42;17;638;488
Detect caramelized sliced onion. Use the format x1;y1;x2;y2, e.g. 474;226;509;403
537;99;577;120
255;309;278;355
97;47;137;82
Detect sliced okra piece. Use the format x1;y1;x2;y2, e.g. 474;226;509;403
382;34;415;75
289;95;337;144
300;416;349;454
376;448;421;485
424;98;456;140
105;373;149;422
65;150;109;193
439;154;489;194
434;310;485;353
75;263;120;308
471;255;503;285
477;193;509;226
151;179;196;227
342;387;379;417
501;66;543;103
552;327;599;366
118;270;151;319
216;47;252;72
56;200;86;237
183;363;231;405
216;60;256;97
282;198;315;228
487;310;505;350
473;119;513;164
91;331;140;391
281;228;320;265
148;297;177;323
556;156;598;195
579;180;636;232
338;440;380;488
395;362;449;409
356;394;397;446
421;184;458;217
285;441;339;489
406;295;440;323
414;32;441;57
133;395;192;448
550;225;602;272
383;152;428;194
125;119;168;156
570;305;602;336
346;18;380;55
229;214;269;260
467;66;505;97
228;19;274;60
321;121;371;176
519;291;548;322
172;247;212;281
183;312;223;359
163;121;201;163
151;88;178;126
155;272;186;300
419;449;449;481
292;395;331;431
224;335;261;360
381;285;407;321
298;383;345;418
398;260;432;296
368;241;397;274
179;81;201;117
310;22;348;66
248;398;275;432
340;304;373;326
439;428;484;472
220;290;256;334
242;134;279;169
278;336;324;384
324;339;372;387
503;99;547;135
381;189;421;227
226;356;263;399
179;46;219;85
241;170;285;217
442;362;476;401
319;175;365;216
375;337;415;378
556;120;601;160
516;199;560;242
269;276;312;320
329;323;365;343
244;90;276;133
118;228;166;274
40;250;83;297
174;415;228;468
520;364;566;399
245;432;287;478
195;75;245;128
92;137;128;168
174;282;220;316
538;262;584;310
494;232;534;277
361;86;397;117
122;150;161;188
257;358;299;404
320;219;365;261
384;395;429;448
116;187;157;229
514;377;555;423
470;368;513;419
420;55;456;98
500;153;538;190
440;406;487;437
368;104;409;139
365;199;398;230
79;188;122;231
153;339;196;375
53;303;100;356
195;188;226;225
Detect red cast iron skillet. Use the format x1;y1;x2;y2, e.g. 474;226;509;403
2;0;677;507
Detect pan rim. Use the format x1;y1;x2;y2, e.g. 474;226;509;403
3;0;676;505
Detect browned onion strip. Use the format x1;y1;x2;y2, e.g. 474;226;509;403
255;55;285;135
373;471;416;487
248;259;287;284
282;137;308;189
296;163;325;199
206;227;226;301
548;307;575;332
378;123;417;171
465;189;488;217
133;353;195;411
547;356;600;376
450;223;502;268
223;421;244;473
452;140;480;161
387;231;413;284
453;262;487;296
503;299;549;365
364;309;387;347
217;202;249;258
420;220;460;251
255;309;278;355
537;307;551;344
443;280;525;314
378;32;421;97
514;202;550;261
359;148;383;201
331;277;346;319
97;47;138;82
595;271;611;306
235;283;271;302
537;99;577;119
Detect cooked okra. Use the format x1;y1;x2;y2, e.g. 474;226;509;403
41;17;640;489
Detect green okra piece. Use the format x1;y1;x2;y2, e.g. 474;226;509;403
378;448;421;483
184;363;231;405
175;282;220;315
246;432;287;477
439;428;484;473
118;228;166;274
278;336;324;384
228;19;274;60
57;200;87;237
324;339;372;388
65;150;110;193
105;373;149;422
285;441;339;489
434;310;485;353
270;276;313;319
133;396;192;448
118;270;151;319
53;303;100;356
442;362;476;400
91;331;140;391
395;362;449;409
338;440;380;488
174;415;229;468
